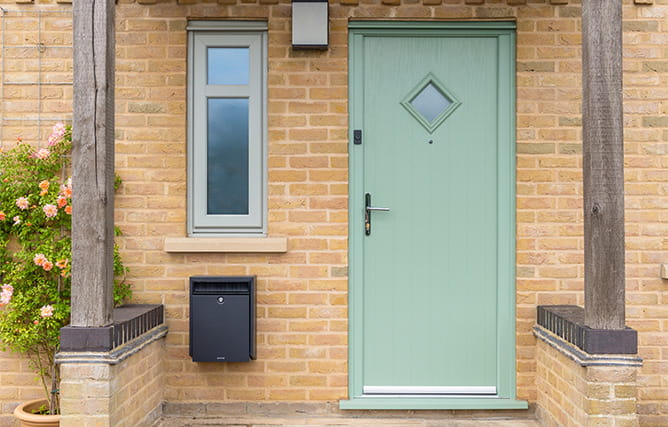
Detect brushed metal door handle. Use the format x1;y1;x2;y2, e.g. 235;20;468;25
364;193;389;235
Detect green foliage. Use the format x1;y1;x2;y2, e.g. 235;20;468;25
113;235;131;307
0;125;131;414
114;174;122;191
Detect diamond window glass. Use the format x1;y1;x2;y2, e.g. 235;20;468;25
410;83;452;124
401;73;461;134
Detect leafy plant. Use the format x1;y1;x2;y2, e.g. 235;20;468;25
0;124;131;415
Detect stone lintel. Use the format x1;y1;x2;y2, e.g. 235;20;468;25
537;305;637;355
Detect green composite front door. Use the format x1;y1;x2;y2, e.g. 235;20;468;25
343;22;525;410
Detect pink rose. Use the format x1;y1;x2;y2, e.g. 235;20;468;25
16;197;29;210
40;305;54;318
52;123;66;137
46;123;66;146
34;148;50;159
60;184;72;199
43;204;58;218
0;284;14;306
33;253;48;266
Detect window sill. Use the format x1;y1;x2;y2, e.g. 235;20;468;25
163;237;288;253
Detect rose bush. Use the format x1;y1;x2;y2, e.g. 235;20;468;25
0;124;130;414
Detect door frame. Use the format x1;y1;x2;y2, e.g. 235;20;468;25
342;21;526;410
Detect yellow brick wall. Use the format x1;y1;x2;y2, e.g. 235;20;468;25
0;0;668;425
0;3;73;146
536;336;640;427
0;351;46;427
110;337;165;426
59;336;165;427
536;338;588;426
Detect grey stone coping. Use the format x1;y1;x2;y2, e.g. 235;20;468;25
537;305;638;354
57;304;167;365
60;304;164;352
56;324;168;365
533;325;642;368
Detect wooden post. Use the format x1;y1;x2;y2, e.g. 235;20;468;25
582;0;625;330
71;0;115;327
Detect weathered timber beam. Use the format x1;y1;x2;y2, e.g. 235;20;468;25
71;0;116;327
582;0;625;330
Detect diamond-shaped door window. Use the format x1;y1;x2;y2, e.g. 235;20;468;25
411;83;451;123
401;73;461;134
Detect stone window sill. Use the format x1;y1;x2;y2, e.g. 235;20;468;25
163;237;288;253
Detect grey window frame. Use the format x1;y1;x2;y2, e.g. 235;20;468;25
187;21;268;236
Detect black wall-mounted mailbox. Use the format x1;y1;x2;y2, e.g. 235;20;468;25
189;276;256;362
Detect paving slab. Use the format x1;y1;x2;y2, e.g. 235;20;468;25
156;416;541;427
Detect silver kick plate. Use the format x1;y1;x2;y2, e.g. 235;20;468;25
363;386;497;395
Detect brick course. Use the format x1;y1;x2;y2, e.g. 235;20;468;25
0;0;667;424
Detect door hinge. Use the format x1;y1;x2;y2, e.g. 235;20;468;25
353;129;362;145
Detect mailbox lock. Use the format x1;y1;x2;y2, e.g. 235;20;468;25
217;296;225;304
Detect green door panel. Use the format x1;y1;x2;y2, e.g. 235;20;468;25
345;22;523;409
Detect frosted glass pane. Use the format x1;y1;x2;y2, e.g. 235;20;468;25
207;98;249;215
410;83;451;123
208;48;249;85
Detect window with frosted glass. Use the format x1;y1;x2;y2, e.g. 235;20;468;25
207;98;249;215
188;22;267;235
